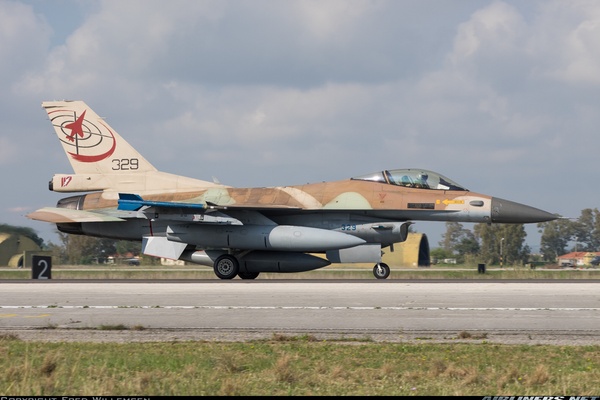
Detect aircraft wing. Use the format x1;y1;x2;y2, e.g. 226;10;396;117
29;193;459;225
26;207;128;223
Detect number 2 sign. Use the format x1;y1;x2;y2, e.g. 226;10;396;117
32;255;52;279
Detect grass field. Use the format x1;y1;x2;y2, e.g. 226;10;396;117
2;333;600;396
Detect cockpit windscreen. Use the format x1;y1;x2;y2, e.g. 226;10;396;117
352;169;468;191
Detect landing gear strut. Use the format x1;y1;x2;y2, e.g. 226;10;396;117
373;263;390;279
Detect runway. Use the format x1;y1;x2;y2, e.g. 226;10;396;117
1;280;599;345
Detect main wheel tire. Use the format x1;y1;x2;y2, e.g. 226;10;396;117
214;255;239;280
373;263;390;279
238;271;260;280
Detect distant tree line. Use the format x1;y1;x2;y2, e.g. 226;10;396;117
0;224;142;265
433;208;600;265
45;232;144;265
433;222;529;266
537;208;600;260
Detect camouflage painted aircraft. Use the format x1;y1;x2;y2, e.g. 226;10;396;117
27;101;558;279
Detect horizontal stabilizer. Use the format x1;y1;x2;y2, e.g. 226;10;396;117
118;193;206;212
26;207;126;223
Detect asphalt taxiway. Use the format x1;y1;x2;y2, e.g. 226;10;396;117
1;280;599;344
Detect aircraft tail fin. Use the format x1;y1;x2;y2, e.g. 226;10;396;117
42;100;156;175
43;100;222;194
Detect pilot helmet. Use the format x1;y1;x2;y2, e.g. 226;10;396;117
417;172;428;181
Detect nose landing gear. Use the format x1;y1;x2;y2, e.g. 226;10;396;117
373;263;390;279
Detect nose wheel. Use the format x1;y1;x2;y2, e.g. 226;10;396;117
373;263;390;279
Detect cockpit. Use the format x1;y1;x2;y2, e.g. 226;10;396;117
351;168;468;191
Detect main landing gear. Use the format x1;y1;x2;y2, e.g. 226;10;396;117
213;255;260;280
214;255;239;279
373;263;390;279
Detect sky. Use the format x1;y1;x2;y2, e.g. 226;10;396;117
2;0;599;252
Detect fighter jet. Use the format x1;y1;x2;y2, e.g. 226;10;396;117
27;100;558;279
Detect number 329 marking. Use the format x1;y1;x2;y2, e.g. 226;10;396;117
112;158;139;170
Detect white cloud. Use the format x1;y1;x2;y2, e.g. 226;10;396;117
451;1;525;60
292;0;380;41
529;1;600;84
555;14;600;83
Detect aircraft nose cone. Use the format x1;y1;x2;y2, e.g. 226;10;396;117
491;197;558;223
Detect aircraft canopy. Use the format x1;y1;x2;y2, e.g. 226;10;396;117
352;169;468;191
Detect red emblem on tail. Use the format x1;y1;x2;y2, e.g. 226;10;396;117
48;108;117;163
64;110;86;142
